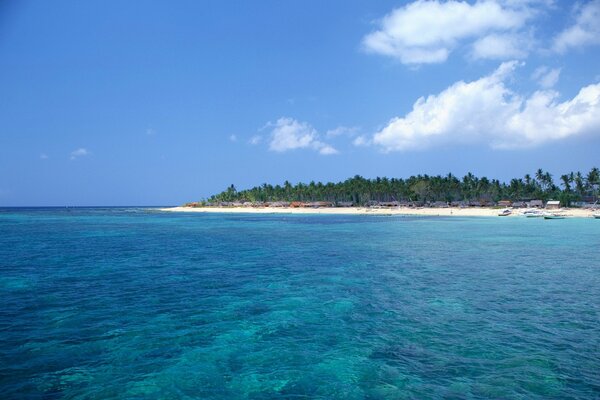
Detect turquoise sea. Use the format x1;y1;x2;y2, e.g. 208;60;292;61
0;207;599;399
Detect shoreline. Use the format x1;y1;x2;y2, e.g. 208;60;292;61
159;206;598;218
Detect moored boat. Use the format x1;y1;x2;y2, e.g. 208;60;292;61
498;209;512;216
522;209;543;218
544;213;566;220
593;213;600;219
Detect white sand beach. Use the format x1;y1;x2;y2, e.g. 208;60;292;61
160;206;598;218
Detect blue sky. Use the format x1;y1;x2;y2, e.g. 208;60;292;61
1;0;599;206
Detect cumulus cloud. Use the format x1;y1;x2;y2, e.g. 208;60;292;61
553;0;600;53
70;148;89;160
362;0;539;65
532;66;561;88
372;61;600;151
268;117;338;155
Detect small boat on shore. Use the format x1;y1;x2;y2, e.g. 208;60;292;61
593;213;600;219
498;209;512;216
522;209;543;218
544;213;566;220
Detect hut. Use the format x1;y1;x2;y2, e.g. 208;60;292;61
336;201;354;207
289;201;303;208
546;200;560;209
268;201;290;208
497;200;512;207
527;200;544;208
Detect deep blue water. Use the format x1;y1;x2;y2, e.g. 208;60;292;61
1;207;599;399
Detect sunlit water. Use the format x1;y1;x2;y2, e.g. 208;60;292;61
1;207;599;399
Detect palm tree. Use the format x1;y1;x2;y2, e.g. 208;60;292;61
574;172;585;197
587;167;600;200
560;174;571;192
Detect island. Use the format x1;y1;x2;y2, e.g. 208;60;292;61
162;168;600;218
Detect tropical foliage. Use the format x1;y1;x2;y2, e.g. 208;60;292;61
206;167;600;206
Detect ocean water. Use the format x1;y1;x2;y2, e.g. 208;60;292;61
0;208;599;399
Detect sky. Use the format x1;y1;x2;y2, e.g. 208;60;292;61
1;0;599;206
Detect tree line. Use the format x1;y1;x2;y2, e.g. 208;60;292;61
205;167;600;206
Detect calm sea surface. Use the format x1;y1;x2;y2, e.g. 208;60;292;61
0;207;599;399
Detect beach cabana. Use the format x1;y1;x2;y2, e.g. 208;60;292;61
546;200;560;209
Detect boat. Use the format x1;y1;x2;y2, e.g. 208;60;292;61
544;213;566;220
593;213;600;219
522;209;543;218
498;209;512;216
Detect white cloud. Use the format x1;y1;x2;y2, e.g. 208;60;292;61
325;126;359;138
532;66;561;88
372;61;600;151
146;128;156;136
362;0;538;65
70;148;89;160
317;144;339;155
268;117;338;155
352;135;371;147
229;134;238;142
249;135;262;145
506;84;600;147
471;33;531;60
553;0;600;53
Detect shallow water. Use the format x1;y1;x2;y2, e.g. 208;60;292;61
0;208;599;399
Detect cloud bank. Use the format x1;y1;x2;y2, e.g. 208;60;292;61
362;0;540;64
372;61;600;151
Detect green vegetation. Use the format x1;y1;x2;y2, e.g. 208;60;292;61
206;167;600;206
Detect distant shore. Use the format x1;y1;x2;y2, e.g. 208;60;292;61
159;206;598;218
